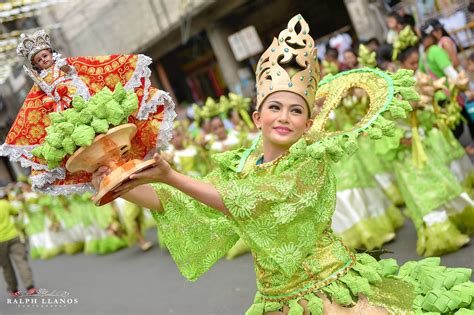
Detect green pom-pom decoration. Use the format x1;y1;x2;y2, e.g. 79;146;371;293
343;135;359;155
121;92;139;116
45;132;64;149
396;87;420;101
45;125;57;134
71;125;96;147
377;116;396;136
289;139;308;156
106;100;125;126
42;143;66;162
389;105;406;119
49;112;66;124
89;87;113;107
307;142;326;159
78;109;93;124
394;76;416;88
113;82;127;103
326;139;345;162
72;96;87;111
398;99;414;112
62;137;77;155
391;69;414;81
96;87;114;106
47;160;61;169
63;108;81;124
368;127;383;139
91;118;109;134
56;122;75;135
90;102;108;119
31;146;44;159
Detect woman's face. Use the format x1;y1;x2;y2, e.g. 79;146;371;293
422;36;435;50
32;49;54;70
230;110;241;126
387;17;398;30
211;117;227;141
343;51;357;69
201;120;211;134
432;29;442;40
253;91;313;150
401;51;419;71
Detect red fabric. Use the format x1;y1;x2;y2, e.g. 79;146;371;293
4;55;167;191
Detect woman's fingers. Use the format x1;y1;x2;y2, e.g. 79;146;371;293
130;168;155;180
113;180;138;194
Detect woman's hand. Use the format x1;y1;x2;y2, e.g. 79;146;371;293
91;166;111;190
113;153;172;194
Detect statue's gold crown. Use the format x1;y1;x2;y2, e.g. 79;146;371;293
16;29;52;61
256;14;319;116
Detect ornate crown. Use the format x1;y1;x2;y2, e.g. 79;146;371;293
255;14;319;116
16;29;52;61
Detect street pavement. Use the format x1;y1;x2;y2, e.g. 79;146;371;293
0;219;473;315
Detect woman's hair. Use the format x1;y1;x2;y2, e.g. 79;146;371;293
376;44;393;65
422;19;459;50
366;37;380;47
397;45;419;63
344;48;358;58
210;115;223;124
402;14;415;28
387;12;404;25
325;47;339;60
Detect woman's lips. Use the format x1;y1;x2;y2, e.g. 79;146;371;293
273;126;292;135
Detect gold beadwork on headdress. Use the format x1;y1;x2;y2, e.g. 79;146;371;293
255;14;320;116
16;29;52;61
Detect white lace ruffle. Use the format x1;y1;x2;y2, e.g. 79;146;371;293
124;54;153;118
0;143;48;170
30;166;66;189
123;54;176;151
142;90;177;154
34;182;96;196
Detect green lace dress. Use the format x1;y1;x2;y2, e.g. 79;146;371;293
150;138;474;314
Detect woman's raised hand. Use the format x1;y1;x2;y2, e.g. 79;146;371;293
113;153;172;193
91;166;111;190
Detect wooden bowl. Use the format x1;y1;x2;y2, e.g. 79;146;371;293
66;124;137;173
65;123;155;206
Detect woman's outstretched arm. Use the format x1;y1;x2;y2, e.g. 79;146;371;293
93;153;230;215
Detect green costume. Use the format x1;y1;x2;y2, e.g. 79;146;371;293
149;67;474;313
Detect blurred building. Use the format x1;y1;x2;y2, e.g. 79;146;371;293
35;0;373;104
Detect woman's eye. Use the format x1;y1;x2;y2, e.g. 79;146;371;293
291;108;303;114
269;105;280;110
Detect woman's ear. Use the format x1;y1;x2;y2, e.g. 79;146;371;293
252;111;261;129
305;119;314;132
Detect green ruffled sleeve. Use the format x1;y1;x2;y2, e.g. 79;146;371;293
150;172;239;281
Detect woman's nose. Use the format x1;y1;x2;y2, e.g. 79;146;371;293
277;109;289;122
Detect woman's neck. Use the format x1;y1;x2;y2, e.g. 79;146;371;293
262;141;289;163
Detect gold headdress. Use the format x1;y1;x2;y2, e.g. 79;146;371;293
16;29;52;61
255;14;319;116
